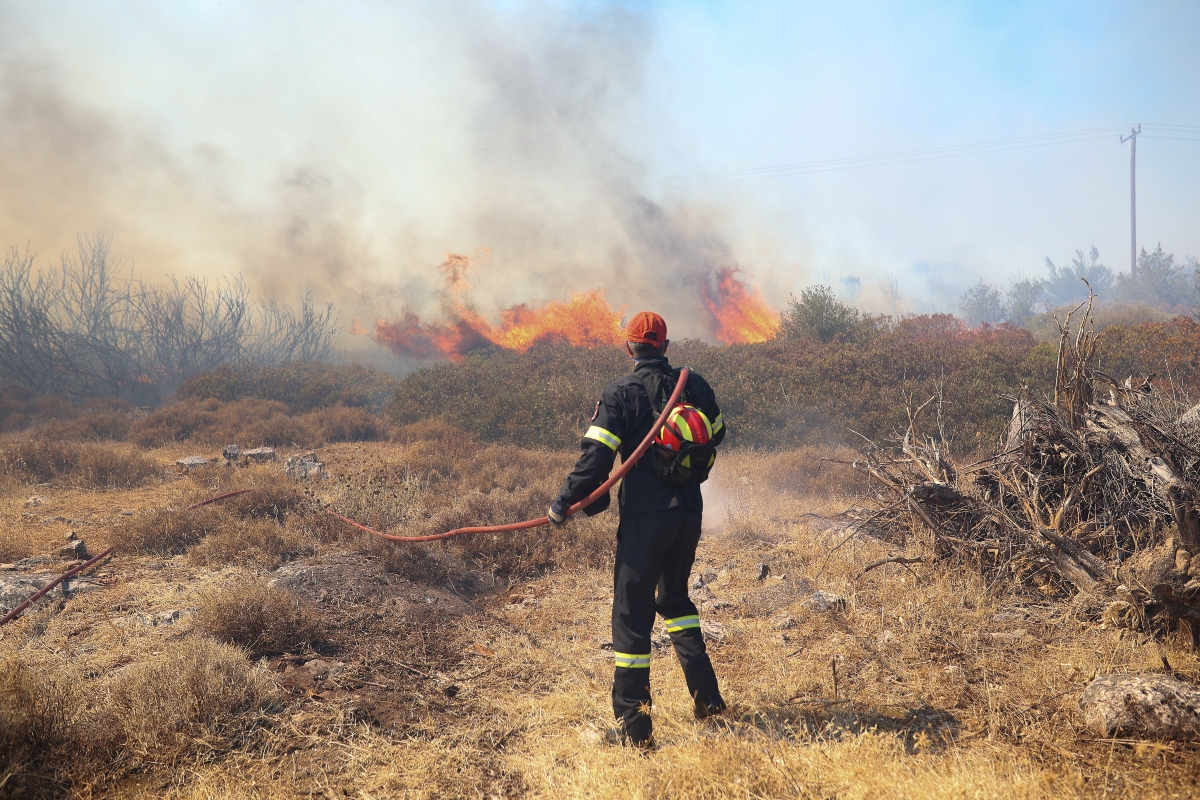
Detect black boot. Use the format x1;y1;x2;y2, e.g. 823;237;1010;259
604;722;655;749
693;693;727;720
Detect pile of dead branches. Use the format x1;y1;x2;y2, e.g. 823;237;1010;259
848;293;1200;646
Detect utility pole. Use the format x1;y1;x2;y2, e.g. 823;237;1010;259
1120;124;1142;279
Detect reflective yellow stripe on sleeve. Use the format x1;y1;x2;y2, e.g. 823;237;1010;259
613;652;651;668
663;615;701;633
584;426;621;451
712;413;724;433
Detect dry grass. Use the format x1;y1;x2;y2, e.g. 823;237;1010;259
3;439;1199;798
194;580;324;656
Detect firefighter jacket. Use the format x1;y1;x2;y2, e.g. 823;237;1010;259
556;357;725;516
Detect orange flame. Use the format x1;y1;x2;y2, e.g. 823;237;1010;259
374;254;626;361
373;255;779;361
700;268;780;344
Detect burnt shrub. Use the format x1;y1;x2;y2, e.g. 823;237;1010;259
195;581;324;656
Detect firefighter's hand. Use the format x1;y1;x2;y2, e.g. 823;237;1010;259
547;499;569;527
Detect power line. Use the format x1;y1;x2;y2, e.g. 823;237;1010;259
647;125;1132;190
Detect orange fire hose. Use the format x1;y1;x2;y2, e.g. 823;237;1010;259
327;367;691;542
183;369;690;542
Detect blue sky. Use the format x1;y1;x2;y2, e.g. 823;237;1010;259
0;0;1197;347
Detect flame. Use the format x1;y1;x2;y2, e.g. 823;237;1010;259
374;254;625;361
373;255;780;362
700;268;780;345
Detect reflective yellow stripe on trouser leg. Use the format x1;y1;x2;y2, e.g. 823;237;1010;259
663;615;701;633
614;652;651;668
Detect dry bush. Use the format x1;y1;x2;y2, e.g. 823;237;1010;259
113;506;225;554
392;417;480;457
132;396;386;449
0;439;159;489
38;411;131;441
211;476;312;521
0;650;83;757
0;383;34;432
188;519;314;568
0;637;275;793
175;361;399;411
302;404;388;443
104;636;277;761
195;580;324;656
131;397;321;448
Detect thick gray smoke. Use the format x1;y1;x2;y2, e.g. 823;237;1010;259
0;3;785;372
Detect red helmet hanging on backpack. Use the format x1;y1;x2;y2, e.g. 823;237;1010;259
656;402;713;452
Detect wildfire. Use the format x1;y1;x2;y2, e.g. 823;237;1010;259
374;254;625;361
700;268;780;344
373;255;780;361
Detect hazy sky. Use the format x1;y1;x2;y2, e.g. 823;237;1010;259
1;1;1197;356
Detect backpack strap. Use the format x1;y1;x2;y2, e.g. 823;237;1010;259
633;365;683;415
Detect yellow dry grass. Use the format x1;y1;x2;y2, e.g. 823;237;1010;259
0;440;1197;798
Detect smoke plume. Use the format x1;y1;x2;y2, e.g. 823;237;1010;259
0;2;790;372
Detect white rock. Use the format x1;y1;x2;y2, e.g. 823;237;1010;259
1080;674;1200;739
808;590;846;612
244;447;276;462
176;456;211;468
285;453;325;481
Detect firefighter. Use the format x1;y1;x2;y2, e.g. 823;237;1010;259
547;311;727;748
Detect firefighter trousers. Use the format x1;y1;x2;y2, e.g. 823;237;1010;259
611;506;720;740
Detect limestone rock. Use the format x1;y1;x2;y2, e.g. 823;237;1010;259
61;540;87;559
23;496;44;508
176;456;211;468
1080;674;1200;739
244;447;276;462
808;590;846;612
285;453;325;481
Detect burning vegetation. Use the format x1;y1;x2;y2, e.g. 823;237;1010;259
372;254;778;362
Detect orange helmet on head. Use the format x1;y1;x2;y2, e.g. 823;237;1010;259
656;402;713;452
626;311;667;346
